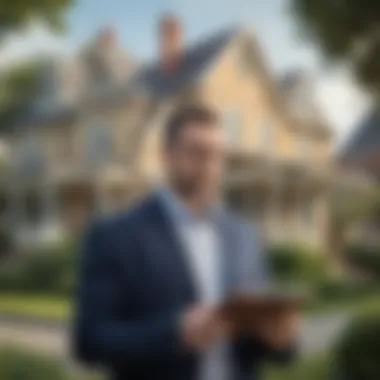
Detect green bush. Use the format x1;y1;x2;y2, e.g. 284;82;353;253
264;353;330;380
0;237;79;297
268;244;327;283
0;346;102;380
317;277;379;302
344;242;380;279
0;346;69;380
335;308;380;380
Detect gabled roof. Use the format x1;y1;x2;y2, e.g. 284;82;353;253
341;108;380;158
15;27;238;129
134;27;238;98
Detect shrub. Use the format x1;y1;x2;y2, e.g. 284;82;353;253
317;277;379;302
264;353;330;380
268;244;327;283
0;346;103;380
0;237;80;297
0;346;69;380
344;242;380;279
335;309;380;380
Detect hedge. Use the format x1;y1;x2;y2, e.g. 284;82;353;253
267;244;327;283
335;308;380;380
0;346;69;380
0;346;102;380
344;242;380;279
0;238;79;297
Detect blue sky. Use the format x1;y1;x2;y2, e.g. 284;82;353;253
0;0;372;146
66;0;316;71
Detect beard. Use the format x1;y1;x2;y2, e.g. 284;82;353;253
171;175;218;205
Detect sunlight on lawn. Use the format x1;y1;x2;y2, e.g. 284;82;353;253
0;293;71;322
263;354;331;380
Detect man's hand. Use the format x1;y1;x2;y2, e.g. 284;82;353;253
180;306;229;352
252;310;300;350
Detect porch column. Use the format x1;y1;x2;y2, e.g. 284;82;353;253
293;174;304;245
314;190;328;249
269;177;283;243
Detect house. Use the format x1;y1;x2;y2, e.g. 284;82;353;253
2;16;333;250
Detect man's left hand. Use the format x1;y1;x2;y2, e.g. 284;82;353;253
251;310;300;350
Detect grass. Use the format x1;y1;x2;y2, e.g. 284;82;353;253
306;292;380;316
0;287;379;323
0;293;72;322
263;353;331;380
0;345;103;380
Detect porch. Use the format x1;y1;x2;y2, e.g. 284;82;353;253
223;155;331;248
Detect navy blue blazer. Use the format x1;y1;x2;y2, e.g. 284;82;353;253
74;193;295;380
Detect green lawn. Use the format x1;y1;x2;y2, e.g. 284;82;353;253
0;293;71;322
0;289;379;323
263;353;331;380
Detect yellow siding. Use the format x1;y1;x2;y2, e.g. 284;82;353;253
201;37;293;159
200;37;331;164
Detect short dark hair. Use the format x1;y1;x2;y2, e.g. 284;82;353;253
164;104;219;147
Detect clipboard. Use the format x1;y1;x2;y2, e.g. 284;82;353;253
219;290;309;329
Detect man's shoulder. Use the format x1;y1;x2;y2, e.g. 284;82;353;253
88;194;158;235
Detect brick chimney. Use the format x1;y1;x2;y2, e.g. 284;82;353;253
97;26;118;53
160;15;183;73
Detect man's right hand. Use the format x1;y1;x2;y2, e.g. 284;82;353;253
180;306;229;352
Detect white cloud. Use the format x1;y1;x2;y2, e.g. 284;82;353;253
0;23;69;70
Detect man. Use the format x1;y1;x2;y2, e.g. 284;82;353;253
74;104;299;380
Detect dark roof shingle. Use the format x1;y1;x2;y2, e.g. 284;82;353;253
16;27;238;128
135;27;238;98
341;108;380;158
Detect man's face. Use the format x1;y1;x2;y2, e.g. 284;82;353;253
164;121;227;201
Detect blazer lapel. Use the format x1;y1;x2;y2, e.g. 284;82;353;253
143;195;198;303
217;214;240;301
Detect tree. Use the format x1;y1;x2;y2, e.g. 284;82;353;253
0;0;75;36
328;183;380;275
291;0;380;99
0;62;42;131
0;0;75;130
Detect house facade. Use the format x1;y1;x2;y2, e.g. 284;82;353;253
2;17;333;251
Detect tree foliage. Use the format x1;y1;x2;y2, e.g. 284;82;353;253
0;0;74;130
291;0;380;98
0;62;42;131
0;0;75;36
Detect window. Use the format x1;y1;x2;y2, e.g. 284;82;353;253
259;117;276;154
14;137;45;179
297;134;309;159
85;122;113;169
302;197;315;228
224;109;241;148
37;62;62;113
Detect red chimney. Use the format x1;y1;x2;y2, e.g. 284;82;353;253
97;26;118;52
160;15;183;73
